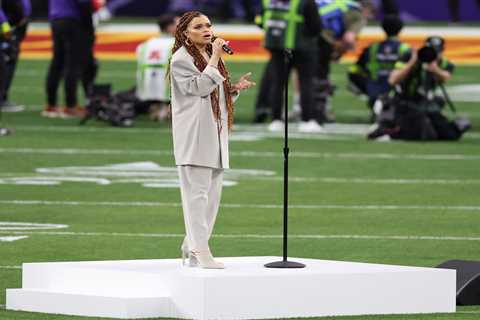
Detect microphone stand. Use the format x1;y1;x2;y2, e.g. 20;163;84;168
265;49;306;269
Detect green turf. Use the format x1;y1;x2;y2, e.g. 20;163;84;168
0;59;479;319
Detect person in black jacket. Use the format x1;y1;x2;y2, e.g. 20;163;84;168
258;0;323;133
0;0;30;112
42;0;93;118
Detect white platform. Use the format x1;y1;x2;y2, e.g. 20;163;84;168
6;256;456;319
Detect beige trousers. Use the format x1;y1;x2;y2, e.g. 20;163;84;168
178;165;224;252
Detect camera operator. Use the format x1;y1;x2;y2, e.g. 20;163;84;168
348;15;410;119
135;14;178;121
370;36;470;141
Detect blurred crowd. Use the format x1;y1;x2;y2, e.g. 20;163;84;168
0;0;473;140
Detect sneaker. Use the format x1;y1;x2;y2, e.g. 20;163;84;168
298;120;325;133
0;127;13;136
454;117;471;135
367;124;398;140
41;105;61;118
59;106;86;119
268;120;284;132
0;101;25;112
375;135;392;142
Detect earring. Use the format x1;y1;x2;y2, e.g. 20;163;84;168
185;38;192;46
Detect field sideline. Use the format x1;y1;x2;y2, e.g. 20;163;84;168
0;23;480;320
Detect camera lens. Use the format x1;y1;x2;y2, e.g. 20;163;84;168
418;46;438;63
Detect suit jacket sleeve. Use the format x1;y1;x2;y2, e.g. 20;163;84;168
171;58;226;97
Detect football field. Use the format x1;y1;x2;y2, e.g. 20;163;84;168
1;58;480;319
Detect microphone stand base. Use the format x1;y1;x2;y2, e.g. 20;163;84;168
265;260;306;269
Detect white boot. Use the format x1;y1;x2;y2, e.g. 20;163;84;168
181;243;198;267
190;250;225;269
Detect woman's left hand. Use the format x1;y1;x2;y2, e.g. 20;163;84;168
232;72;256;93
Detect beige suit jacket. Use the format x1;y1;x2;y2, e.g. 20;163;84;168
170;46;236;169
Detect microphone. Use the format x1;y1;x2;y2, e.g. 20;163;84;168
211;36;234;55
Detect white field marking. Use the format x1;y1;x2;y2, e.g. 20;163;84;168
0;222;69;230
16;122;480;139
2;175;479;187
2;200;480;211
0;177;111;186
0;236;29;242
1;230;480;242
12;124;353;141
2;147;480;160
466;132;480;139
0;177;237;188
0;266;21;269
0;162;271;188
35;162;275;177
448;84;480;102
33;120;480;140
253;176;480;185
2;172;479;186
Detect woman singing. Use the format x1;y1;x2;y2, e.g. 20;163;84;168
169;11;255;269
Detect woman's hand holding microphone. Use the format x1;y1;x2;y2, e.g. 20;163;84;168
208;37;229;68
208;37;256;94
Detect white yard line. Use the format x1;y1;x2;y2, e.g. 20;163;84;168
253;176;480;185
8;126;352;142
1;200;480;211
13;124;356;139
11;123;480;140
0;266;21;269
0;230;479;242
1;173;479;185
2;147;480;161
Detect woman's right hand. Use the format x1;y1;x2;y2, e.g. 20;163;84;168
212;37;228;57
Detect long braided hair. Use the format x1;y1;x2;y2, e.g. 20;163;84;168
170;11;234;131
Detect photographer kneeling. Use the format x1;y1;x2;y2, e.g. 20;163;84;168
370;36;470;141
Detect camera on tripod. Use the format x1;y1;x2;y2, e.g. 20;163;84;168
417;36;445;64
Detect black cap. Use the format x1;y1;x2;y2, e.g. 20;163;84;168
425;36;445;53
